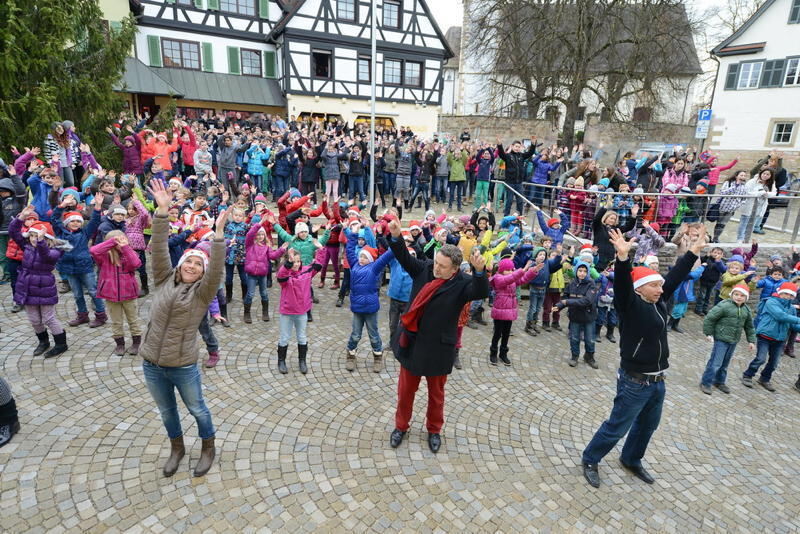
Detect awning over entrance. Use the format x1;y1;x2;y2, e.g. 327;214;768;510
116;58;286;108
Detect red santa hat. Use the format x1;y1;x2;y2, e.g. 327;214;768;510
23;221;55;240
632;266;665;290
62;211;84;226
177;248;209;271
359;246;378;263
408;220;422;232
730;284;750;298
777;282;798;298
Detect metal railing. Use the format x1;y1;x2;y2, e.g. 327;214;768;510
489;180;800;244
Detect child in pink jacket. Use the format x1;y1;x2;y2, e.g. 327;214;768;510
489;257;539;366
275;247;325;375
243;219;287;324
90;231;142;356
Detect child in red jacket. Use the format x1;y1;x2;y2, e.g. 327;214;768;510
90;231;142;356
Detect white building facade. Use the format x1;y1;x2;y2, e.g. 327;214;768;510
709;0;800;158
268;0;453;134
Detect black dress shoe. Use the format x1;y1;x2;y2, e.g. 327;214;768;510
428;433;441;453
582;462;600;488
389;429;406;448
620;460;655;484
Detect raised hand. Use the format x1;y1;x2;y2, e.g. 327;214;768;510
608;228;632;260
147;178;172;214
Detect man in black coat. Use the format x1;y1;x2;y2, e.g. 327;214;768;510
386;219;489;453
581;228;706;488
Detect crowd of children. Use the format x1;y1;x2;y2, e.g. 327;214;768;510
1;114;800;458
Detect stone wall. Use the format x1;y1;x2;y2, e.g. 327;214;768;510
438;114;697;167
437;115;558;145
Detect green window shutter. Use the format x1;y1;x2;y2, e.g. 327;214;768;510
724;63;739;90
259;0;269;19
148;35;162;67
228;46;240;75
194;0;203;7
202;42;214;72
264;51;276;78
207;0;219;10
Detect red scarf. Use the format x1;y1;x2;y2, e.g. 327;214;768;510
401;278;447;333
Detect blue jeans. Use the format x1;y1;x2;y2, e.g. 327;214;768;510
383;172;396;196
347;312;382;352
595;306;617;327
743;336;785;383
245;274;268;305
65;271;106;314
349;175;365;201
582;370;666;467
701;340;737;386
737;215;752;242
569;321;595;355
142;360;215;439
448;181;464;210
279;313;308;346
526;286;546;322
694;284;714;314
432;176;447;201
503;182;525;216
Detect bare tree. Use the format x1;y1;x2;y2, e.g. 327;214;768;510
465;0;702;146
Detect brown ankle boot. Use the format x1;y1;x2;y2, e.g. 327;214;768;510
193;437;216;477
163;436;185;477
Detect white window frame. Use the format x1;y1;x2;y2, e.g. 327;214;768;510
785;58;800;86
772;122;795;144
737;61;763;89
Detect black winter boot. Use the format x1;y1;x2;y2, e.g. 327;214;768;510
33;331;50;356
489;346;498;366
45;332;68;358
277;345;288;374
584;352;599;369
298;344;308;374
606;325;616;343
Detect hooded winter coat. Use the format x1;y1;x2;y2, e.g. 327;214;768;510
490;267;538;321
276;248;325;315
139;215;225;368
51;207;102;275
346;230;395;314
90;238;142;302
244;223;285;277
109;133;143;175
9;217;68;306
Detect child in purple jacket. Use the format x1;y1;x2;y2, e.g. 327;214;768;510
489;258;538;366
275;248;325;375
9;208;71;358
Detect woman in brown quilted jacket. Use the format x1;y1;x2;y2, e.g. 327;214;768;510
140;179;227;478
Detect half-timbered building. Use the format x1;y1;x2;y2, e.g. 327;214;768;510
108;0;452;132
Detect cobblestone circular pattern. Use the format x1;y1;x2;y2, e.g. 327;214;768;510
1;280;800;533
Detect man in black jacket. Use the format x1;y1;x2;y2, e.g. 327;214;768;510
581;228;706;488
386;219;489;453
496;137;536;217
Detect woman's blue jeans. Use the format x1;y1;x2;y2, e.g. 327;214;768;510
143;361;215;439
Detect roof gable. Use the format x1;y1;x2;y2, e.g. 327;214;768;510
712;0;779;55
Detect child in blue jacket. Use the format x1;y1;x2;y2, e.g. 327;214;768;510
344;227;395;372
742;282;800;391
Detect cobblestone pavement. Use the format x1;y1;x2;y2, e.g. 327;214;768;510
2;257;800;532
